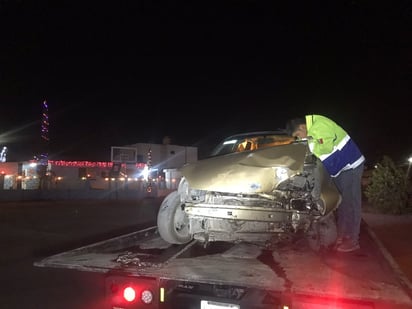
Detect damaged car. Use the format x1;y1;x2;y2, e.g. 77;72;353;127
157;131;341;251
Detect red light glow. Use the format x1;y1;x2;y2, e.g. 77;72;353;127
123;286;136;302
47;160;147;169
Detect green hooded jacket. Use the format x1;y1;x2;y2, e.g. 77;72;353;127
305;114;365;177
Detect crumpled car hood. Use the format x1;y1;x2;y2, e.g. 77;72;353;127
181;142;308;194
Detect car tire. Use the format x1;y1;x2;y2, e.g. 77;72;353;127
157;190;192;244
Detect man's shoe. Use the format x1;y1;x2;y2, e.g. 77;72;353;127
333;236;348;249
336;239;360;253
335;236;346;245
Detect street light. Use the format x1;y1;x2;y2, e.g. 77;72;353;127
407;156;412;179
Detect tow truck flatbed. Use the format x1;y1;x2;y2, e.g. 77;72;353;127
34;221;412;308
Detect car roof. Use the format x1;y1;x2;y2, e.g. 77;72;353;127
222;130;289;140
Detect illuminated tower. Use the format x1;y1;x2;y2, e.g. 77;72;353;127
40;100;50;164
37;100;50;189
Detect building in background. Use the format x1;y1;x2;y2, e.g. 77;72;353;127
0;141;198;192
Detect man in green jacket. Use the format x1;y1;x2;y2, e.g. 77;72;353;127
286;114;365;252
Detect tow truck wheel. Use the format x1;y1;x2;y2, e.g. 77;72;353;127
157;191;192;244
306;211;337;252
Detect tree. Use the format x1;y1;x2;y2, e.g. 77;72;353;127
364;155;409;214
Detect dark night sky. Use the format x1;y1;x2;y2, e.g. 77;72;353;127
0;0;411;164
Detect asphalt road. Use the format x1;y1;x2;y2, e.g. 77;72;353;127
362;211;412;289
0;198;162;309
1;198;411;308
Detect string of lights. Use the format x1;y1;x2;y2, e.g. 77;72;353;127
39;100;49;166
41;100;49;143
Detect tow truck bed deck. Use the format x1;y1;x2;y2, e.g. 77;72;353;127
34;221;412;308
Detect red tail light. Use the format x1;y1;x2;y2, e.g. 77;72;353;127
106;276;157;307
123;286;136;302
120;285;153;304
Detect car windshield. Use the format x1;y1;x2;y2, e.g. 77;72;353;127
210;131;296;157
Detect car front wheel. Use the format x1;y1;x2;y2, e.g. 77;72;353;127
157;191;192;244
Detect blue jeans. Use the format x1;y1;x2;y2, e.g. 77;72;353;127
333;163;364;243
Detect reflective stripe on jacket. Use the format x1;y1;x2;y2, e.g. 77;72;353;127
306;114;365;177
